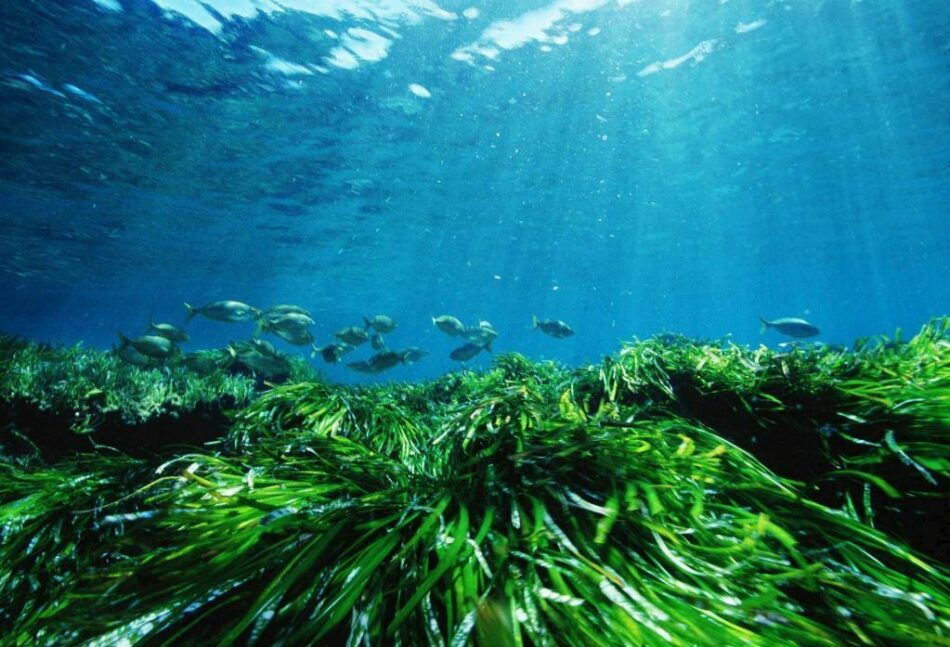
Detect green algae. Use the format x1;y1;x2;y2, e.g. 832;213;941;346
0;321;948;645
0;335;317;458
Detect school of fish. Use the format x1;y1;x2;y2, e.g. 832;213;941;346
117;301;819;379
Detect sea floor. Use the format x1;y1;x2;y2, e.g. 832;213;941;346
1;320;948;644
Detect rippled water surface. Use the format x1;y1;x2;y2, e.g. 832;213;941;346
1;0;948;380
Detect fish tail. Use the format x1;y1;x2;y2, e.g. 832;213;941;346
531;315;538;329
364;316;372;330
184;303;197;323
758;316;769;334
310;343;320;359
117;332;130;348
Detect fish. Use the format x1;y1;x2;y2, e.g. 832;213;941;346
146;320;190;343
259;311;315;329
311;343;354;364
180;350;231;375
118;333;177;359
461;325;498;349
246;338;278;356
228;340;291;378
238;353;291;378
115;344;158;368
450;342;485;362
257;312;315;345
371;332;387;350
268;327;314;346
346;360;376;374
335;326;369;345
532;316;574;339
184;301;260;323
400;347;430;364
759;316;820;339
432;315;465;336
364;314;397;333
263;304;311;318
367;350;404;372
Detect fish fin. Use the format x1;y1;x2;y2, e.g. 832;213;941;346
758;316;770;334
184;303;197;323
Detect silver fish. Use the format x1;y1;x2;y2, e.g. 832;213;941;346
759;317;820;338
229;341;291;377
335;326;369;345
268;327;314;346
432;315;465;336
364;314;397;333
184;301;260;323
115;344;158;368
450;342;484;362
180;350;231;375
461;325;498;349
259;311;315;329
532;316;574;339
311;343;354;364
246;339;278;356
146;320;190;343
400;347;430;364
118;333;177;359
346;360;377;374
240;353;291;378
367;350;403;372
263;304;312;318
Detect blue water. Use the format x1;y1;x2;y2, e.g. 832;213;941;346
1;0;948;382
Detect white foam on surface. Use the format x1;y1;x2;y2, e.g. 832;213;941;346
327;28;393;69
149;0;455;33
251;47;314;75
152;0;224;32
326;47;361;70
452;0;610;64
637;39;718;77
408;83;431;98
735;19;766;34
92;0;122;11
267;58;314;75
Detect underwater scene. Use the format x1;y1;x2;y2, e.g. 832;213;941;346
1;0;949;644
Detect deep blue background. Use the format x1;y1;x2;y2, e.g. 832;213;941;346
1;0;948;382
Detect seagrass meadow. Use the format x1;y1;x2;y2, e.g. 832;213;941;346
1;320;949;646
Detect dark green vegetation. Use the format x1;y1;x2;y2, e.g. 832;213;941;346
1;321;948;645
